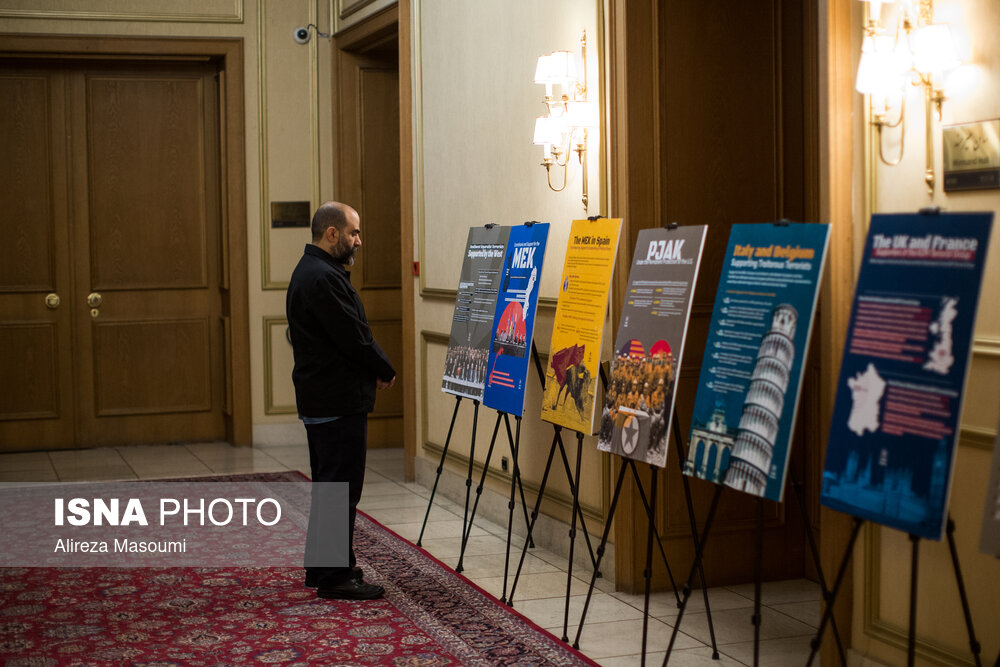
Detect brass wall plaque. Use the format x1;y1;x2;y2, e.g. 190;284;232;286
943;119;1000;192
270;201;311;228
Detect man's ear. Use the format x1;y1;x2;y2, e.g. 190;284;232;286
325;225;338;244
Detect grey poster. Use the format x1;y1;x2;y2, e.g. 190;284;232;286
598;225;707;468
441;225;511;401
980;413;1000;557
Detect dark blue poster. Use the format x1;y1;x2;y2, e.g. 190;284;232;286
683;223;830;502
821;212;993;540
482;223;550;416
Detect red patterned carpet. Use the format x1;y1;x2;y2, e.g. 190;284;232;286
0;473;597;665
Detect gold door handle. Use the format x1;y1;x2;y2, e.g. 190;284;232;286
87;292;103;308
45;293;61;309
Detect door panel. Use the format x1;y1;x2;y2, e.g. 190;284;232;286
86;75;209;290
335;42;403;448
92;319;213;416
0;68;75;450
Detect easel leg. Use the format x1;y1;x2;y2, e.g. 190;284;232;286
672;411;719;657
561;431;585;642
501;416;523;604
806;516;864;667
573;460;629;649
908;534;920;667
626;461;680;603
663;484;725;666
945;515;983;666
503;413;534;547
555;430;599;570
455;405;492;573
791;479;846;664
753;497;764;667
640;463;658;666
508;430;560;605
417;395;462;547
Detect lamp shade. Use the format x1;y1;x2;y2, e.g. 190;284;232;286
911;23;960;75
534;54;554;84
856;34;905;95
566;101;599;129
546;50;576;86
533;116;563;145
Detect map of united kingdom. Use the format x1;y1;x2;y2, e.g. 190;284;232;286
847;363;886;437
924;297;958;375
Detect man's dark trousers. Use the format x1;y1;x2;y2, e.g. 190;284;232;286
305;413;367;587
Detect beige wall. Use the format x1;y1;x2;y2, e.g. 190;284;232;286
412;0;610;526
850;0;1000;663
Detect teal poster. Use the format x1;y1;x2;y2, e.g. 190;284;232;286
683;222;830;502
482;223;550;416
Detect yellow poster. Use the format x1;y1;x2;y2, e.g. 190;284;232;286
540;218;622;433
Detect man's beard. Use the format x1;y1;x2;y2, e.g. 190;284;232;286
333;240;357;265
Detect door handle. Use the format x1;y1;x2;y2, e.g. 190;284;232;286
45;293;61;309
87;292;103;308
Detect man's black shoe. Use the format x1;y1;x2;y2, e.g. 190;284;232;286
317;578;385;600
305;567;362;588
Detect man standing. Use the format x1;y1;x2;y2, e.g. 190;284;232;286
286;201;396;600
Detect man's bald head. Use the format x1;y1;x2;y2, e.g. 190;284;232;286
311;201;357;242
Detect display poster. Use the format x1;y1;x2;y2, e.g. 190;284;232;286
482;223;550;416
598;225;707;467
980;414;1000;557
441;225;511;400
541;218;623;434
821;212;993;539
684;223;830;501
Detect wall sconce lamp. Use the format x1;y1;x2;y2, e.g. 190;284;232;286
532;31;597;210
855;0;962;194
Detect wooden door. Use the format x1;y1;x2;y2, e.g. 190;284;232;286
611;0;818;589
334;33;404;448
0;59;226;451
0;67;75;451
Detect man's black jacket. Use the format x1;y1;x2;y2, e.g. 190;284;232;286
286;244;396;417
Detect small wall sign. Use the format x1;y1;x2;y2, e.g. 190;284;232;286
942;119;1000;192
270;201;311;228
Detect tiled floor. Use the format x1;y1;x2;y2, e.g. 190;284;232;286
0;443;821;665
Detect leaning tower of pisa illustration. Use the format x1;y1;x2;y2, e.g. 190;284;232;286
724;304;798;496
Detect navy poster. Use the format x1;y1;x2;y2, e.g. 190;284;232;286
483;223;550;416
684;222;830;502
441;225;511;400
821;212;993;540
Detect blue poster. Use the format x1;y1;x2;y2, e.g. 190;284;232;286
821;212;993;540
683;223;830;502
483;223;550;416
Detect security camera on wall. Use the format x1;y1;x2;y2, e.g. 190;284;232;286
293;27;310;45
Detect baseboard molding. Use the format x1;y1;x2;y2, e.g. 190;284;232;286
253;422;307;446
